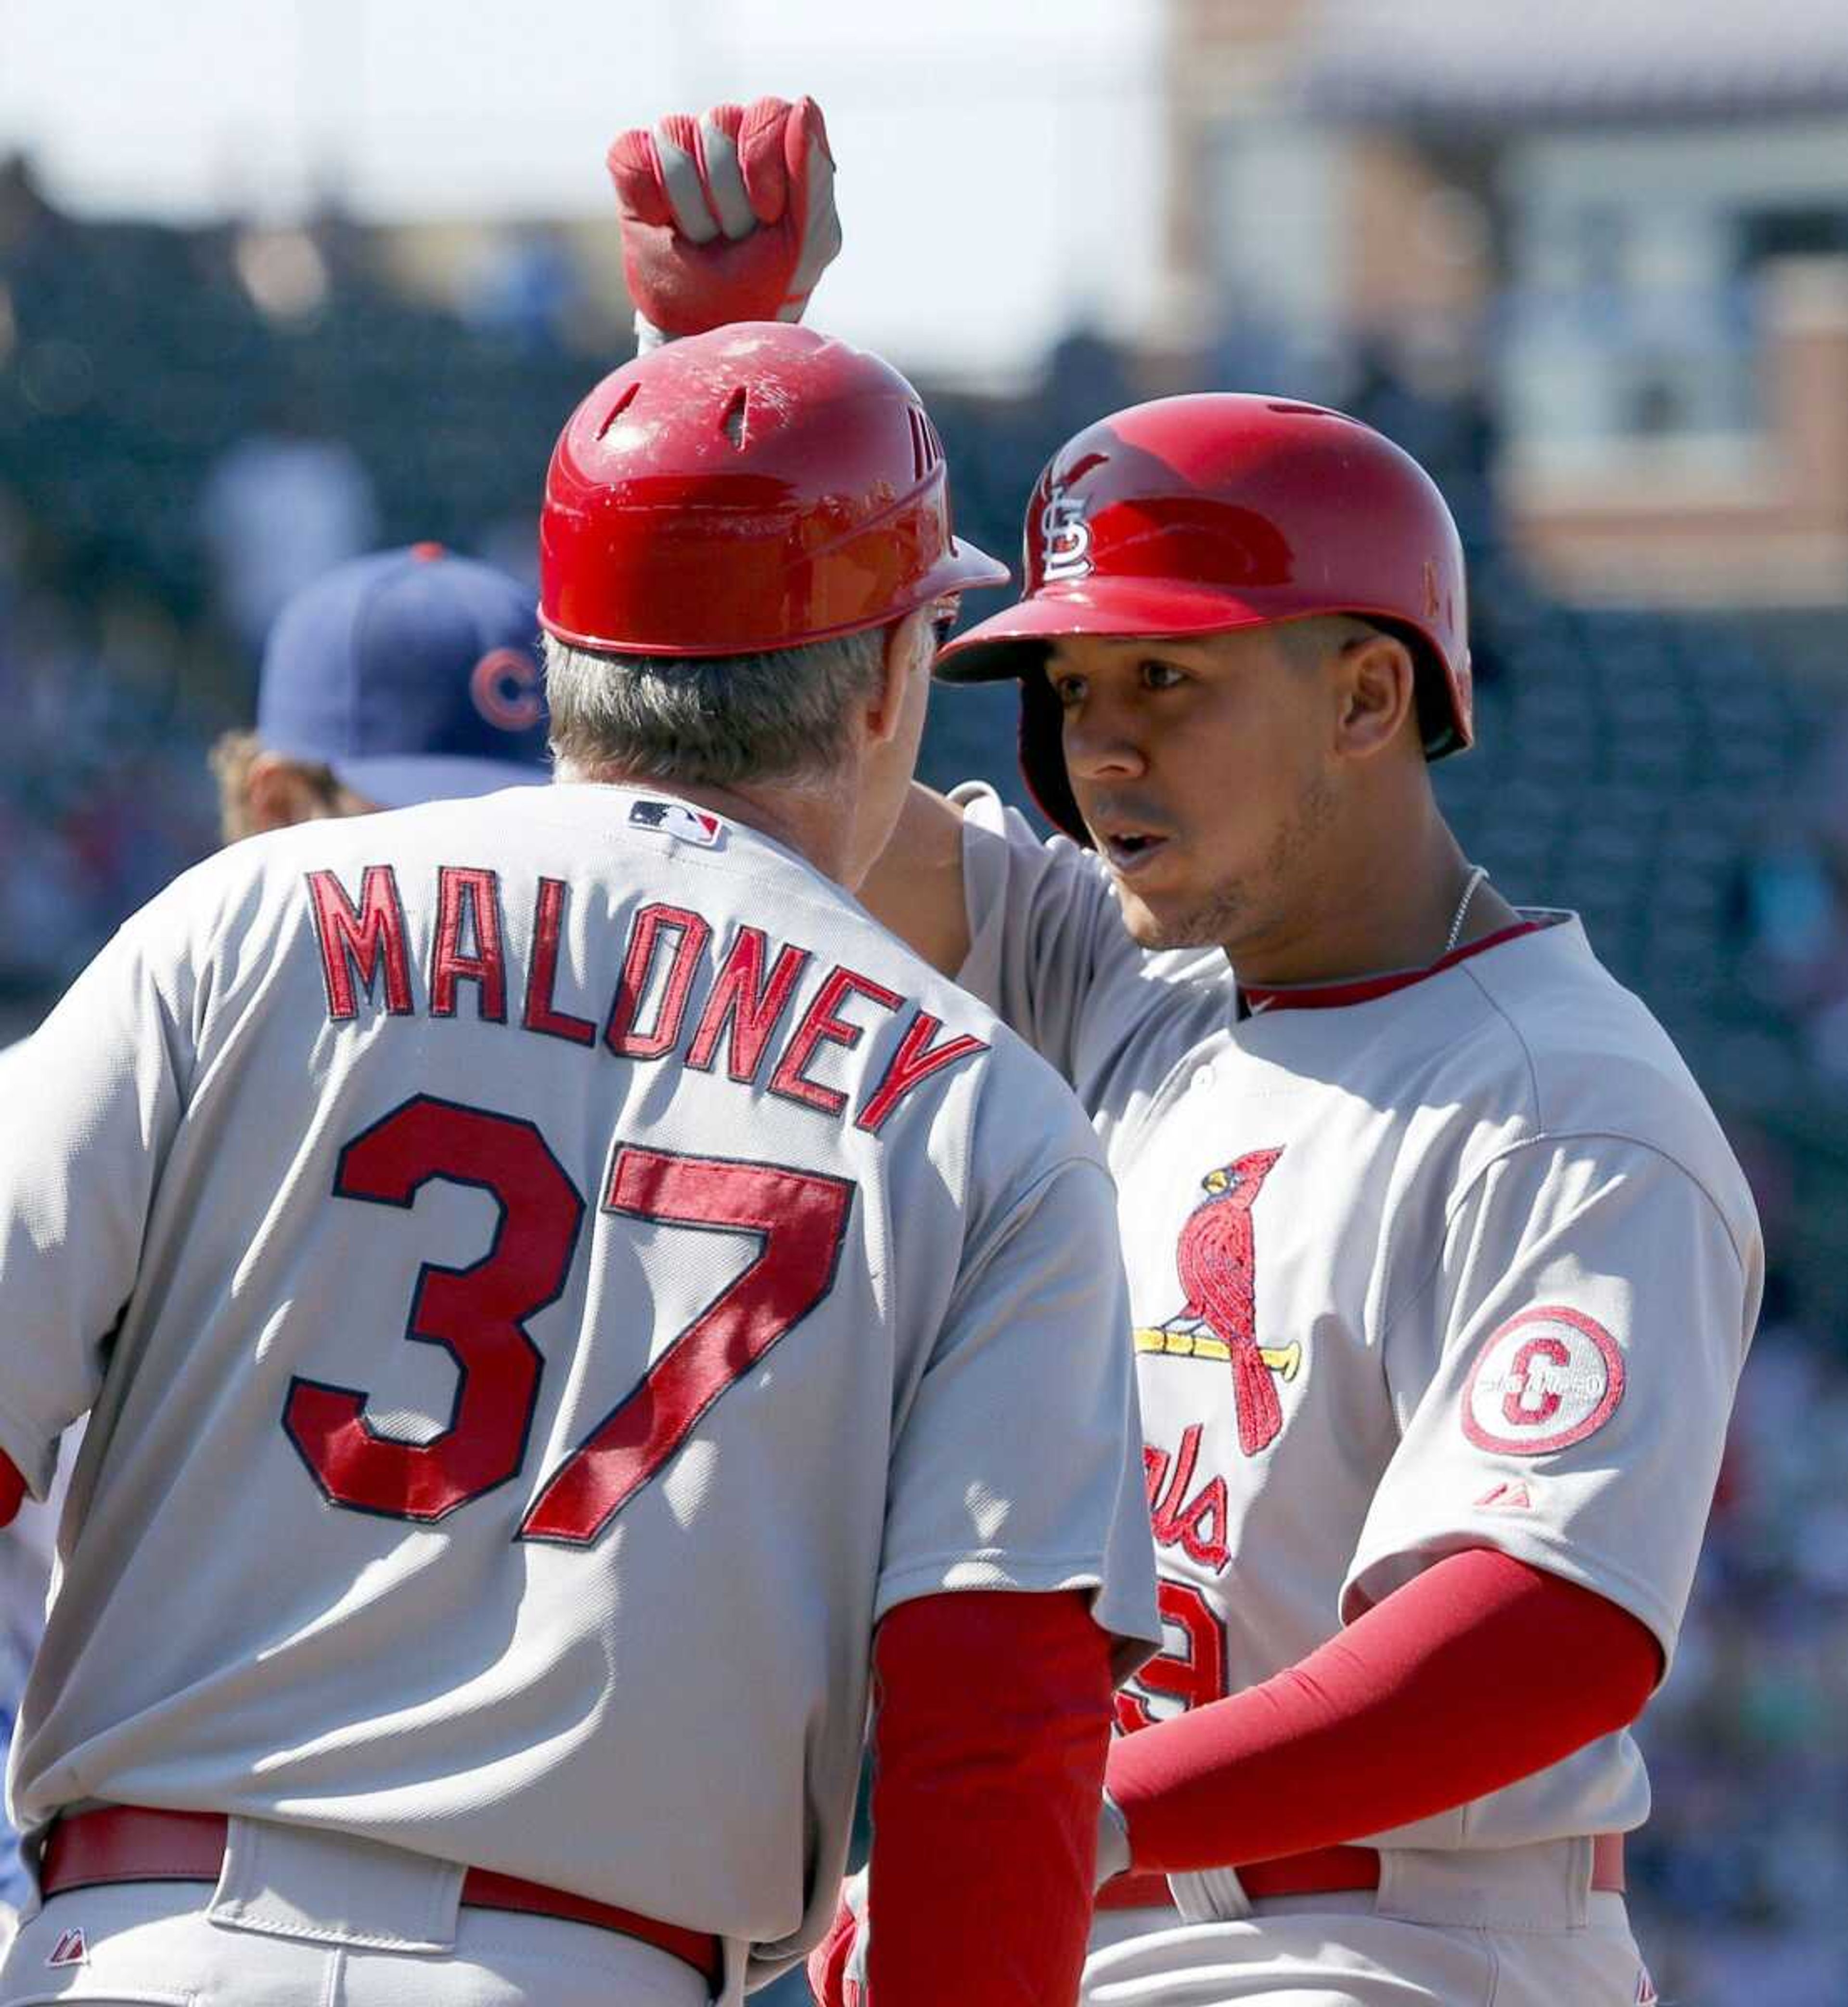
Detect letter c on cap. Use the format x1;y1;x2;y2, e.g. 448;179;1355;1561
472;648;544;732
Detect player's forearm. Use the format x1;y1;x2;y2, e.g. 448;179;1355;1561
1105;1549;1660;1876
858;783;970;977
869;1589;1113;2006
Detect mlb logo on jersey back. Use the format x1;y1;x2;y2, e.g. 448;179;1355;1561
1461;1305;1626;1457
628;799;723;848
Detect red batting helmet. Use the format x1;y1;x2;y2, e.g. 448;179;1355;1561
934;393;1472;843
539;323;1007;656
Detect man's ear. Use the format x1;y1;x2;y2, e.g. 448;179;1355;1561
1332;630;1419;761
864;608;934;749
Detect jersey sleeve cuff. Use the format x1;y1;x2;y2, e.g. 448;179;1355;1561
0;1391;57;1505
1342;1527;1681;1683
873;1551;1161;1653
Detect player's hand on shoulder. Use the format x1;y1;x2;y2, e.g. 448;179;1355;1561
608;96;842;346
805;1867;867;2007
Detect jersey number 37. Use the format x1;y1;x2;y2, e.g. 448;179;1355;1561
281;1093;853;1543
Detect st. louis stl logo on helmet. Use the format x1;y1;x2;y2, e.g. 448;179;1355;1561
1134;1147;1299;1457
1040;482;1091;581
1462;1305;1626;1456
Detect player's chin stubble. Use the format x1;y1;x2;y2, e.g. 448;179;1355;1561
1121;875;1268;953
1115;772;1336;956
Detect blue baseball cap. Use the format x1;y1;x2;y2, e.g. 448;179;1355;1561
257;542;551;809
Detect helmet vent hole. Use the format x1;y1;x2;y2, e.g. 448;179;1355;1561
1266;401;1331;417
907;406;942;480
596;384;640;441
721;386;749;450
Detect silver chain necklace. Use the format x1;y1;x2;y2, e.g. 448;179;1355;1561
1444;864;1489;955
1239;863;1492;1020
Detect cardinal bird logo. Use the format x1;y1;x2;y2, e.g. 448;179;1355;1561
1137;1147;1294;1457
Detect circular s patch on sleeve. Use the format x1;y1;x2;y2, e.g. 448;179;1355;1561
1461;1306;1626;1456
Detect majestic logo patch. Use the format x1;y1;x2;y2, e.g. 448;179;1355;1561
628;799;722;847
1135;1148;1296;1456
1462;1306;1625;1456
47;1927;87;1967
1040;482;1092;581
1474;1479;1532;1512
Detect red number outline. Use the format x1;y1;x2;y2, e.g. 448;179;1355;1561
520;1145;855;1546
1114;1579;1228;1732
282;1095;585;1524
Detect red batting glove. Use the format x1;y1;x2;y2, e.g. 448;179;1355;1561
608;96;842;343
805;1870;868;2007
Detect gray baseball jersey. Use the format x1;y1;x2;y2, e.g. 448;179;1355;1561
0;1041;58;1913
0;782;1158;1969
954;784;1760;1854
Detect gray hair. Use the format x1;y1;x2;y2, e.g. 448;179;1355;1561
543;627;889;788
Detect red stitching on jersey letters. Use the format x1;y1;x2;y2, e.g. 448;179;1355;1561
308;866;414;1020
301;875;986;1134
1145;1424;1230;1570
604;903;712;1058
431;866;508;1022
522;877;598;1045
768;965;904;1117
685;925;811;1082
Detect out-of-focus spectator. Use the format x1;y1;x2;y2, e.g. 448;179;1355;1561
197;393;379;656
464;224;585;352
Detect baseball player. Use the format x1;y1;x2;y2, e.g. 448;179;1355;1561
206;540;554;842
605;99;1763;2007
0;540;553;1924
0;314;1159;2007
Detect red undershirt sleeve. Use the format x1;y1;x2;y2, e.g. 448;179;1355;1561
0;1450;24;1527
1106;1549;1661;1875
868;1588;1115;2007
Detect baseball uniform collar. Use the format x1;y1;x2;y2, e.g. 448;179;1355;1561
1237;914;1566;1017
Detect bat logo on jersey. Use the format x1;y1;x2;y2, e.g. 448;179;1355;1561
1134;1147;1295;1456
1462;1305;1626;1456
1040;482;1092;581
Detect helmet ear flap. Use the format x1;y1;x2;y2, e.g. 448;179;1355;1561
1017;670;1089;846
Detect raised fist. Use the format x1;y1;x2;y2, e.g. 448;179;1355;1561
608;96;842;345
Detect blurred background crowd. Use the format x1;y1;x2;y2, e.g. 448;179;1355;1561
6;0;1848;1996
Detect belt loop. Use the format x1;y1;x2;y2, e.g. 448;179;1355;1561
1374;1837;1592;1932
1168;1865;1253;1925
1569;1834;1593;1929
207;1815;466;1953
